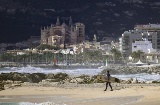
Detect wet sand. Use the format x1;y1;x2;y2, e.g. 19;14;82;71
0;84;160;105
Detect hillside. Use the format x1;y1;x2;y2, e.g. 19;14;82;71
0;0;160;43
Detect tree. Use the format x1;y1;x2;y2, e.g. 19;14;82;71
131;50;144;62
110;48;122;63
37;44;60;50
84;50;104;63
0;53;15;62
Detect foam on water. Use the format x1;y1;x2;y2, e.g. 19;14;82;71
19;102;66;105
0;102;66;105
113;73;160;82
0;65;160;81
1;65;102;76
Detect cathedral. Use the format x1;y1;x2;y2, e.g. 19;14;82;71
40;17;85;47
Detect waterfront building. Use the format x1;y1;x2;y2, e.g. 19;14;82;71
120;24;160;57
132;39;156;54
41;17;85;47
134;24;160;49
121;29;143;57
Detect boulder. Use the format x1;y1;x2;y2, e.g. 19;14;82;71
0;81;4;91
54;73;69;81
131;78;139;84
41;79;60;83
70;78;78;83
69;77;85;83
146;81;153;84
75;78;84;83
45;73;54;79
30;73;46;83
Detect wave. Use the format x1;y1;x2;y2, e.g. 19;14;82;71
0;66;160;81
1;65;102;76
0;102;67;105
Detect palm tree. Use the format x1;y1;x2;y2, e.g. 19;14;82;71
0;53;14;62
110;48;122;63
131;50;144;62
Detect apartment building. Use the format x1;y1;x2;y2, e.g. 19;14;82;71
120;24;160;57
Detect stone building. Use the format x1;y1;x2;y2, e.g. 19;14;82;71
41;17;85;47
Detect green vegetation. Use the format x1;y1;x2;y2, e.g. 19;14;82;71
0;47;124;65
131;50;144;62
37;44;60;50
110;48;123;63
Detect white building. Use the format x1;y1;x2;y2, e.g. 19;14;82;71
132;40;156;53
120;24;160;57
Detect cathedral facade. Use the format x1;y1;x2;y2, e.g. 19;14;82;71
41;17;85;47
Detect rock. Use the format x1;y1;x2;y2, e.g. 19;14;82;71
146;81;152;84
75;78;84;83
0;81;4;91
11;83;21;87
45;73;54;79
70;78;78;83
101;66;160;75
41;79;60;83
23;82;30;85
14;81;22;84
54;73;69;81
131;78;139;84
122;78;133;84
5;80;13;84
115;78;121;83
30;73;46;83
152;81;160;83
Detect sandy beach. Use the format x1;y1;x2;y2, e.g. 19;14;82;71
0;83;160;105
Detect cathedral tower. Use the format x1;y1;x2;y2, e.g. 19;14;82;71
56;17;60;26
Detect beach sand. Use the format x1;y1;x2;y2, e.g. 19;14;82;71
0;84;160;105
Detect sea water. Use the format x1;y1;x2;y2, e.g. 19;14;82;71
0;65;159;81
0;66;158;105
0;102;67;105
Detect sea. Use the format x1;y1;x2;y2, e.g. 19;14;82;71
0;65;160;82
0;65;160;105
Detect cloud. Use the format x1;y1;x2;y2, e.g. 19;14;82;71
124;10;136;16
151;2;160;6
120;0;143;4
96;2;116;7
114;13;120;17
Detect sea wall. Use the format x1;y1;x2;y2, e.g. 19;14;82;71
101;65;160;74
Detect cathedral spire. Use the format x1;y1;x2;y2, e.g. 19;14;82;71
69;16;73;27
56;17;60;26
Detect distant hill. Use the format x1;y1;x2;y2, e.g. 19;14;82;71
0;0;160;43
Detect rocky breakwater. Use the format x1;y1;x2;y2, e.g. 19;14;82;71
0;72;122;90
0;81;4;91
101;65;160;74
2;72;159;91
101;65;160;84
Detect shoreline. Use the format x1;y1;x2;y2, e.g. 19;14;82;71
0;63;101;69
0;66;160;104
0;83;160;105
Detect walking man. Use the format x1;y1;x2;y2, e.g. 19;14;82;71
104;71;113;91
